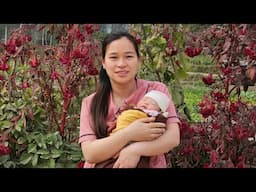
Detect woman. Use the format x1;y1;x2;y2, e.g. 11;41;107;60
79;31;180;168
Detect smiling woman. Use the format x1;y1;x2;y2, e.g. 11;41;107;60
79;31;180;168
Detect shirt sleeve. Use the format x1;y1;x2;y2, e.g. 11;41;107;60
79;97;96;144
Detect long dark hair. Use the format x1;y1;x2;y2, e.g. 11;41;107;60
90;31;140;138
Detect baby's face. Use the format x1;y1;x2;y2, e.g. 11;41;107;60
137;96;160;111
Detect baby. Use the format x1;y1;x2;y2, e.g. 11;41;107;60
111;90;170;134
95;90;170;168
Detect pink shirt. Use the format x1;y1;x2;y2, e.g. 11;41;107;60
79;79;180;168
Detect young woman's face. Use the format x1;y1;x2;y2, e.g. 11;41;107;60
102;37;140;85
136;97;160;111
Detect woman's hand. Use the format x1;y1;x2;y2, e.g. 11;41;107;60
112;145;141;168
122;117;166;142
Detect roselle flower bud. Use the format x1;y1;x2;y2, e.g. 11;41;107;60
6;41;16;54
84;24;94;34
244;46;252;56
239;28;247;35
0;75;5;81
60;55;71;65
50;71;59;80
212;123;221;130
221;67;232;75
24;35;32;42
181;120;190;129
181;146;195;155
29;57;40;68
175;60;180;67
87;66;98;76
166;41;178;56
0;63;10;71
135;36;141;44
209;150;219;164
63;88;74;99
212;91;226;102
0;145;10;155
75;29;85;41
184;47;202;57
15;37;23;47
163;27;169;40
80;47;89;57
230;102;239;113
202;73;215;85
21;82;29;89
199;103;215;118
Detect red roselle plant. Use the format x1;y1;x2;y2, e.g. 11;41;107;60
129;24;195;120
168;24;256;168
0;24;101;141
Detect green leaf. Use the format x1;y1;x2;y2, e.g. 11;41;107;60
27;143;37;153
15;98;25;108
0;113;7;121
48;159;55;168
55;162;65;168
17;137;26;144
0;120;13;129
0;155;10;164
19;154;32;165
176;68;188;79
6;103;17;113
36;149;49;155
70;154;82;161
15;119;23;132
51;153;61;159
4;161;16;168
156;37;167;48
0;103;6;110
40;154;51;160
35;136;43;148
32;154;39;167
51;149;62;158
54;141;63;149
170;84;184;107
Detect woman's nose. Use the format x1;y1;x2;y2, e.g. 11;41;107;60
116;58;127;67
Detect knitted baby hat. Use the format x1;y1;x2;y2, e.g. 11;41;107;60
144;90;170;112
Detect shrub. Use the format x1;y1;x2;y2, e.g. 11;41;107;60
0;24;101;167
168;24;256;168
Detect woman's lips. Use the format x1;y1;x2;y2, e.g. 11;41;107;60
116;71;128;77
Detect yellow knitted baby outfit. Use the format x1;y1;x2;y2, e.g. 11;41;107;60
111;109;148;134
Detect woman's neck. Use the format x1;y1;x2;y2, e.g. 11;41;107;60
111;80;137;107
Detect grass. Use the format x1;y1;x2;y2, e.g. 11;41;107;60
183;85;256;122
182;85;209;122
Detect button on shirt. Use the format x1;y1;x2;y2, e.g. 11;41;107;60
79;79;180;168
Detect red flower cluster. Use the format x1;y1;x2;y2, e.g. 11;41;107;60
244;43;256;60
202;73;215;85
29;57;40;68
166;40;178;56
198;97;215;118
184;47;202;57
0;145;10;156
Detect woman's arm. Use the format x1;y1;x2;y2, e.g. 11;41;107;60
81;117;166;164
129;122;180;156
112;122;180;168
81;128;131;164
